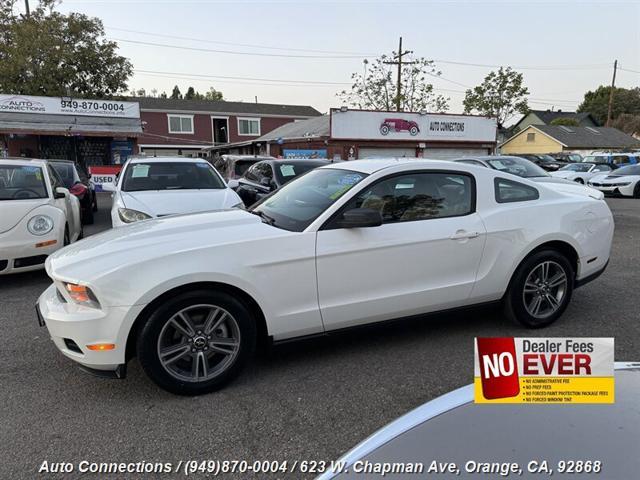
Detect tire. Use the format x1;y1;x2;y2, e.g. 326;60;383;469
380;124;390;135
503;250;574;328
574;178;584;184
92;193;98;212
634;183;640;199
63;226;70;246
137;290;257;395
409;126;419;136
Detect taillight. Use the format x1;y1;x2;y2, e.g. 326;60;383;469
69;183;88;196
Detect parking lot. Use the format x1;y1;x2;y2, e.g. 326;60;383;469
1;194;639;479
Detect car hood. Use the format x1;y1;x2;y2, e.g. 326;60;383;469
0;198;49;234
596;175;640;184
549;171;577;179
542;181;604;200
46;209;279;281
121;189;239;217
530;176;575;185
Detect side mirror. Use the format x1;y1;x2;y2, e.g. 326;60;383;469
335;208;383;228
54;187;68;199
101;182;116;192
227;179;239;190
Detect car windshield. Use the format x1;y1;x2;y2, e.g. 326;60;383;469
0;165;48;200
234;160;258;176
274;162;324;185
251;168;367;232
122;162;225;192
559;163;592;172
582;155;606;163
50;162;79;188
612;165;640;176
487;157;549;178
537;155;557;163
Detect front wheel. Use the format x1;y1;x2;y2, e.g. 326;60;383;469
137;290;256;395
574;178;584;184
503;250;574;328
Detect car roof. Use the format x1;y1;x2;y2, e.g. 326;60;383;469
128;156;209;164
0;158;48;167
320;158;456;174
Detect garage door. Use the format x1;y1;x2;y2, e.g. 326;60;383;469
423;148;489;160
358;147;417;159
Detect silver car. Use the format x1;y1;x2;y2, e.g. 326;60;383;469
321;363;639;479
454;156;574;185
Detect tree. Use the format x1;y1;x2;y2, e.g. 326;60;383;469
338;53;449;112
463;67;529;128
0;0;132;98
205;87;223;101
550;117;580;127
184;86;196;100
610;113;640;136
170;85;182;99
577;86;640;126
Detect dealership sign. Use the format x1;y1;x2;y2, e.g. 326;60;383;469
474;337;614;404
330;109;496;143
0;94;140;119
89;166;122;192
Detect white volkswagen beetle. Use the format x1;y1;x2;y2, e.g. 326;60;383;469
102;156;243;227
0;159;81;275
37;159;613;395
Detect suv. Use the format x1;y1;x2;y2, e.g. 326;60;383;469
549;152;582;163
582;153;639;167
211;155;277;188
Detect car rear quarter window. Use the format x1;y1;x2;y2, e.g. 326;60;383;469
494;178;539;203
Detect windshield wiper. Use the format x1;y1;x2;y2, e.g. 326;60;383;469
251;210;276;226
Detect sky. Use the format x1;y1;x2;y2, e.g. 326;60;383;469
27;0;640;121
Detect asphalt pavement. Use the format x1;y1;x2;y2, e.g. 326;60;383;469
1;194;639;479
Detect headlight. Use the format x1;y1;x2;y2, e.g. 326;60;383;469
64;283;101;309
614;182;631;187
27;215;54;236
118;208;152;223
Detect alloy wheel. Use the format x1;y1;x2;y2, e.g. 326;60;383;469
522;261;568;319
157;304;241;383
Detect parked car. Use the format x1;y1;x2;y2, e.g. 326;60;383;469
380;118;420;136
49;159;98;225
236;158;329;206
318;363;640;480
550;162;616;184
211;155;276;189
453;156;574;185
582;153;639;167
38;159;612;394
0;158;82;275
512;154;566;171
102;157;243;227
587;164;640;197
549;152;582;163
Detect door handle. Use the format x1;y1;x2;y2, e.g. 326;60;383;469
449;230;480;240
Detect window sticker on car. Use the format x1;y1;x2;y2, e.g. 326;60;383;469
338;173;363;185
131;165;150;178
24;166;39;173
35;170;42;180
280;164;296;177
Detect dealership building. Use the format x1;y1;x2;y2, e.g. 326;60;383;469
204;108;497;160
0;94;142;166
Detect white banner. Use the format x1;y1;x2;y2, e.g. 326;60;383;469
0;94;140;119
330;109;496;143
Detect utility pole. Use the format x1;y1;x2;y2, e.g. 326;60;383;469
383;37;416;111
24;0;30;17
606;60;617;127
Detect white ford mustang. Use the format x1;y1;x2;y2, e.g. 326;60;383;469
103;156;243;227
37;159;613;395
0;158;82;275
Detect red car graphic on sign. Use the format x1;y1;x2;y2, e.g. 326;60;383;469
380;118;420;136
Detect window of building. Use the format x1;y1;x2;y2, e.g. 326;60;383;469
526;132;535;142
238;118;261;136
494;178;539;203
168;115;194;134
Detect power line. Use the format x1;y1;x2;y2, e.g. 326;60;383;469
110;38;366;59
134;69;351;85
619;67;640;74
106;26;376;56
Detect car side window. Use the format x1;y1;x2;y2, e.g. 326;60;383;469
47;165;62;190
612;155;628;165
255;163;273;181
495;178;539;203
594;164;611;172
244;164;260;182
343;172;474;224
458;160;486;168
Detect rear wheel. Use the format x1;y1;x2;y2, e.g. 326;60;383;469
137;290;256;395
574;178;584;184
504;250;574;328
634;183;640;199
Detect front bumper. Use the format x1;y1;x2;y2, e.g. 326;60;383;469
589;184;634;197
0;238;60;275
37;283;146;372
